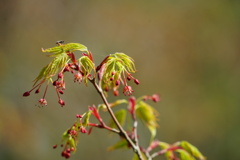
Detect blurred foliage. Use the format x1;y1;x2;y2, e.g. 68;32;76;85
0;0;240;159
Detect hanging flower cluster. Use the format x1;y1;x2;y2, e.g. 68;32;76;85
23;41;138;107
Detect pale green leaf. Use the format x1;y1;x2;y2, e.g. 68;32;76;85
42;46;64;54
180;141;206;160
62;43;88;52
33;53;69;85
42;43;88;54
135;101;158;141
82;111;92;127
176;149;196;160
158;142;174;160
109;109;127;129
107;139;128;151
132;152;147;160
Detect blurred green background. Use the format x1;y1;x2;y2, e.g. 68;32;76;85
1;0;240;159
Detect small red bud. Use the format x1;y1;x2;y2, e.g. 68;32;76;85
127;76;131;81
58;72;63;79
61;151;67;157
66;148;71;153
114;90;119;96
35;88;40;94
134;79;140;85
115;80;120;86
70;130;77;135
80;127;87;133
58;90;64;94
70;147;75;151
110;77;114;81
104;86;109;92
76;114;82;118
53;144;57;149
23;91;30;97
65;153;71;159
151;94;160;102
58;99;65;107
64;66;70;72
53;80;58;86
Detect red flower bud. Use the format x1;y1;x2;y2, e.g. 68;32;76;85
114;90;119;96
53;80;58;86
76;114;82;118
134;79;140;85
53;144;57;149
58;99;65;107
23;91;30;97
115;80;120;86
80;127;87;133
66;148;71;153
58;90;64;94
151;94;160;102
127;76;131;81
104;86;109;92
64;66;70;72
35;88;40;94
58;72;63;79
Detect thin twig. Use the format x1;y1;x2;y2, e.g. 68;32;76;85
90;78;144;160
88;123;120;134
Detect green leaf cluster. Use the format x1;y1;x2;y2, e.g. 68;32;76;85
157;141;206;160
33;43;88;86
101;52;136;90
33;53;69;85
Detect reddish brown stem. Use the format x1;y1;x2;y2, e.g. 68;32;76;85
90;78;143;160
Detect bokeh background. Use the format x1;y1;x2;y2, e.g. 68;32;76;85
1;0;240;159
